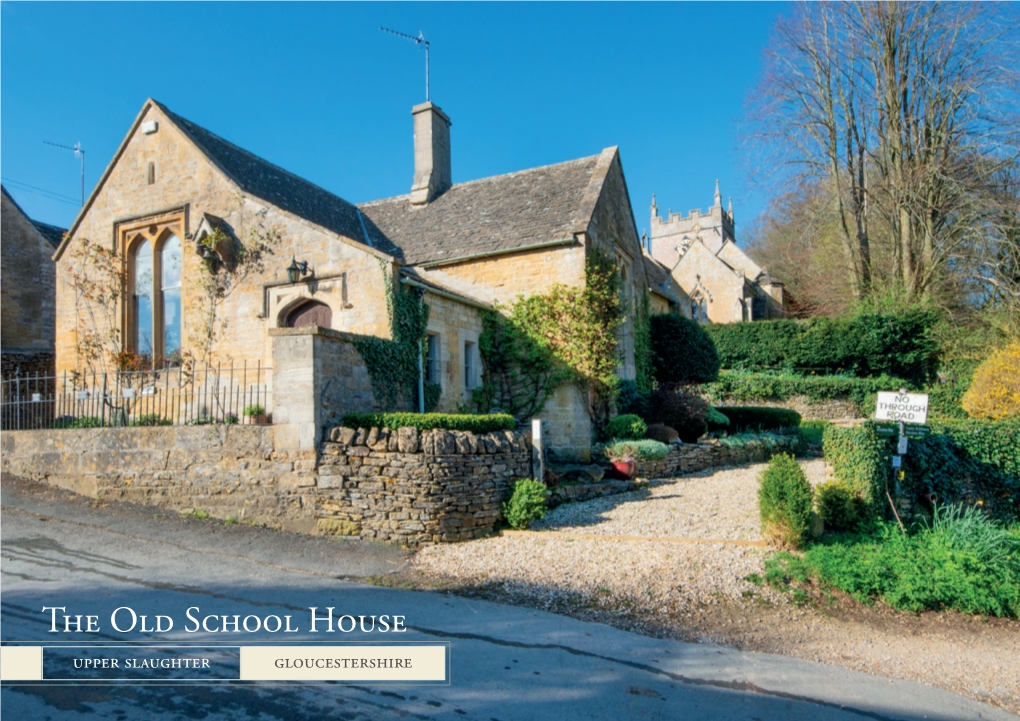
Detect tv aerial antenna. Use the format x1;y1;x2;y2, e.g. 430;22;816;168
380;27;431;102
44;140;85;206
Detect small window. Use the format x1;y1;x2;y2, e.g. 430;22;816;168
147;162;156;185
426;334;441;384
464;341;475;389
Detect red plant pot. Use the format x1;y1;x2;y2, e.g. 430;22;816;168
610;461;636;480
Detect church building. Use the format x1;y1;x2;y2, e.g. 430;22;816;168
647;182;785;323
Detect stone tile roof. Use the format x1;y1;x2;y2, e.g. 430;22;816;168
155;101;367;245
32;221;66;249
642;251;680;303
1;184;66;248
357;154;603;266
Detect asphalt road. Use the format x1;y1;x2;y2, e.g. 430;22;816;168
1;476;1015;721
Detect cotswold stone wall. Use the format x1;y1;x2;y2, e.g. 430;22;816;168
715;396;860;420
1;424;532;546
635;438;799;479
316;426;532;545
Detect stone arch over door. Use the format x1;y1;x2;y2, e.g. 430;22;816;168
283;300;333;329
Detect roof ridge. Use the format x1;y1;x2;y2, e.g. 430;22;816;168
357;153;601;208
152;100;356;210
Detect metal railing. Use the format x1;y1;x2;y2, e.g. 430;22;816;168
1;362;271;431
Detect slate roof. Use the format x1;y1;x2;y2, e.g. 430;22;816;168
642;251;677;301
32;221;66;249
154;101;366;245
357;154;603;266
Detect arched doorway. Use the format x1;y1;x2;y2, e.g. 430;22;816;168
284;300;332;329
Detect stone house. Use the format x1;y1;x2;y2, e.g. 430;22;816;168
647;182;785;323
52;98;678;461
1;185;65;377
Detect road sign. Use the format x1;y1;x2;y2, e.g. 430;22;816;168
875;425;898;436
903;425;931;438
875;392;929;424
892;455;902;468
897;436;909;454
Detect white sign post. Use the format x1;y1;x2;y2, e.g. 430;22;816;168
875;391;929;424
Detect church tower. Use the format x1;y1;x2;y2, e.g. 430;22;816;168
648;181;735;269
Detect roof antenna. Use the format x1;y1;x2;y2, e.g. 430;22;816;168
44;140;85;206
380;27;431;102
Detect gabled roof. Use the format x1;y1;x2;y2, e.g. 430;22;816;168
153;101;366;245
642;251;680;303
358;150;613;266
1;185;66;249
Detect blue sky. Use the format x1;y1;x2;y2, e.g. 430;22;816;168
1;2;786;239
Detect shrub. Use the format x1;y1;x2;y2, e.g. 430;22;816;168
605;414;647;440
923;503;1020;578
816;481;865;531
645;423;678;443
604;439;670;462
799;419;829;444
503;478;548;529
706;406;730;427
824;419;1020;521
705;311;939;383
963;341;1020;420
616;379;651;418
709;406;801;433
650;314;720;384
342;412;517;434
758;453;814;549
130;413;172;427
244;404;266;417
648;384;710;443
703;369;905;417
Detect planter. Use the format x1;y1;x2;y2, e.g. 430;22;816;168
610;460;636;480
243;414;267;425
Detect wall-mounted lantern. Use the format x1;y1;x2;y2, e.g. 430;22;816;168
287;257;310;284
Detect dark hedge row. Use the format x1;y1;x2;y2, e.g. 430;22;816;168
823;419;1020;520
709;406;803;433
341;412;517;434
705;311;939;383
704;370;904;416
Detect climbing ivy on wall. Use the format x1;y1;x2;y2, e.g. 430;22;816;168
352;261;437;411
472;248;626;435
633;291;653;393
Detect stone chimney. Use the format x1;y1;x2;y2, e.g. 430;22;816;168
410;102;452;205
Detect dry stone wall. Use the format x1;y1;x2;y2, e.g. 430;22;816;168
317;426;531;546
715;396;860;420
636;438;798;478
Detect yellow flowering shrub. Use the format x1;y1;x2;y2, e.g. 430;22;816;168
962;342;1020;420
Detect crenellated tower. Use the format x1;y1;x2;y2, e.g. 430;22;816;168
648;180;735;269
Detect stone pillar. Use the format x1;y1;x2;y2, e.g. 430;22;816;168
270;330;320;451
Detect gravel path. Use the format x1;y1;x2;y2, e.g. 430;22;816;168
411;458;1020;714
532;459;830;541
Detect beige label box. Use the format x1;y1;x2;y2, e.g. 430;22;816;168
240;645;447;682
1;646;44;681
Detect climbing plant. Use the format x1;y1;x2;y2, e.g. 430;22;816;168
472;248;625;435
66;236;124;378
352;260;437;411
633;290;653;393
191;198;282;366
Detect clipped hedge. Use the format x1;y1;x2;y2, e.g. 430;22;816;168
342;412;516;434
650;313;720;383
705;311;939;383
704;370;904;416
823;419;1020;520
709;406;802;433
605;414;647;440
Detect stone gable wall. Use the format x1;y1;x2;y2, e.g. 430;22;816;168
2;191;57;356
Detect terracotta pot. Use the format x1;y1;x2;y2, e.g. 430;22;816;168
610;460;636;480
243;414;267;425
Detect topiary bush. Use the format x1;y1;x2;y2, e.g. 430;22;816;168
649;383;710;443
815;481;866;532
963;341;1020;420
650;314;720;384
758;453;814;549
708;406;802;433
342;412;516;434
645;423;679;444
503;478;548;529
605;414;647;440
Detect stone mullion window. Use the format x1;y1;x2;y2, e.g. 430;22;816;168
120;216;184;367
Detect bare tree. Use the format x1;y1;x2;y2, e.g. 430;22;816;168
746;1;1020;307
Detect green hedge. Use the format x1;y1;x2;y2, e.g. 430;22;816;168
650;314;720;383
823;419;1020;520
341;412;517;434
709;406;802;433
705;311;939;383
704;370;904;416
